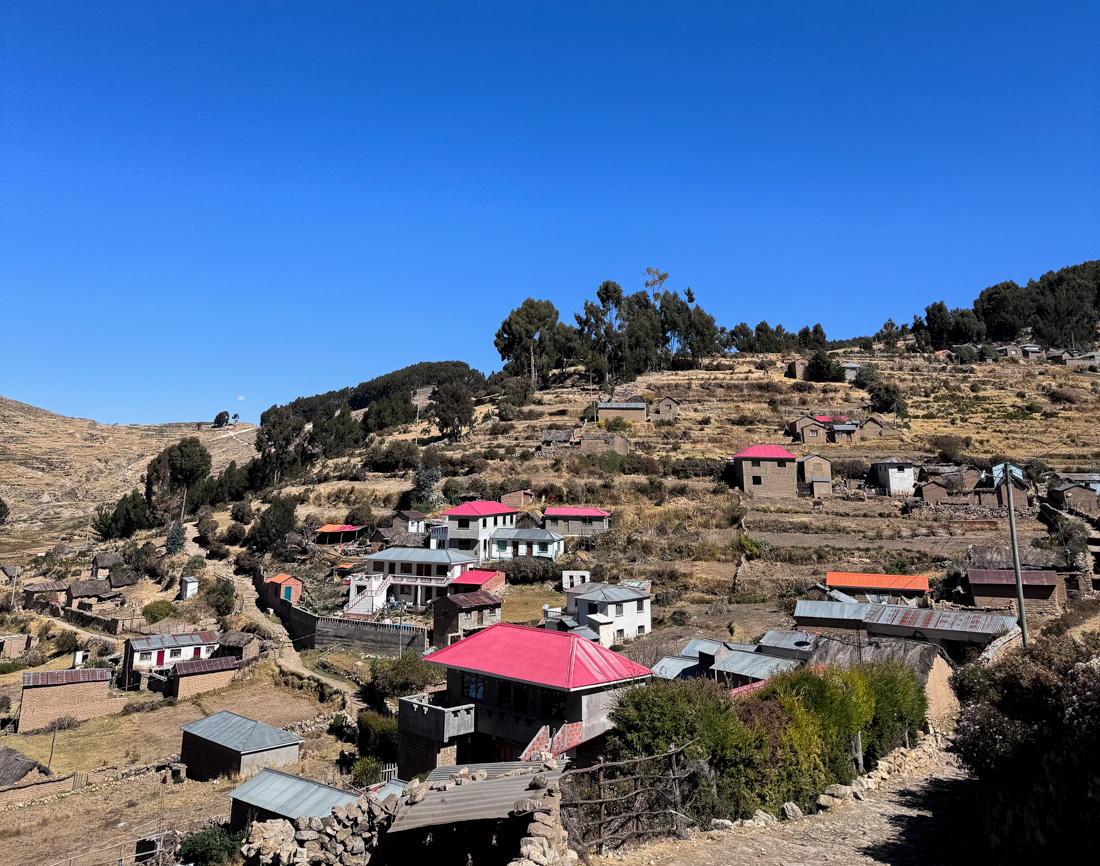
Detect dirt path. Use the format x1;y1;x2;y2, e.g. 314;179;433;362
183;533;364;712
604;750;981;866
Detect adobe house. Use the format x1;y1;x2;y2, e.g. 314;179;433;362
730;445;798;498
576;433;630;455
433;591;502;645
22;581;67;609
1019;344;1043;361
397;624;650;777
0;634;35;660
797;420;828;444
829;423;860;444
499;489;535;509
918;464;981;490
121;631;220;689
263;573;302;606
18;668;126;732
653;396;681;419
1047;481;1099;515
996;344;1022;359
89;552;123;579
859;416;889;438
797;455;832;498
785;358;809;380
215;630;261;663
167;656;239;699
966;569;1066;616
65;580;123;612
597;402;647;424
180;711;303;782
539;428;575;455
543;506;611;537
971;471;1028;508
392;510;428;533
915;480;949;504
870;458;915;497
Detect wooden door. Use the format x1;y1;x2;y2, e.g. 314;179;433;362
156;650;164;665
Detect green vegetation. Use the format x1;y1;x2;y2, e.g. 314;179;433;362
91;490;152;541
177;827;245;866
165;521;186;554
248;495;298;554
352;756;382;787
142;600;178;623
366;653;444;704
0;496;8;525
357;710;399;762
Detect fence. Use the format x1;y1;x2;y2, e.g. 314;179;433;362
560;743;692;854
380;762;399;782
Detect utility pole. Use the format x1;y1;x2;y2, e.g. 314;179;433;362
1002;464;1029;646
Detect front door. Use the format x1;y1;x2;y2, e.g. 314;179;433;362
513;541;520;558
156;650;164;666
193;647;201;657
284;586;292;601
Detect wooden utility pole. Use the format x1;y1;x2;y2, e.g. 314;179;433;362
1003;467;1029;646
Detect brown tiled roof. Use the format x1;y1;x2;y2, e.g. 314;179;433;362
23;668;111;687
173;656;239;677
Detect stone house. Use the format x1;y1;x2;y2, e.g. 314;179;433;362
543;506;611;537
396;624;650;777
499;489;535;509
996;344;1022;359
653;396;681;419
90;552;123;579
65;580;123;612
539;428;575;455
966;569;1065;616
785;358;809;380
730;445;798;498
576;433;630;455
597;402;647;424
0;633;35;660
392;510;428;533
860;416;890;437
215;630;261;663
1048;481;1099;515
797;455;832;498
918;464;981;491
870;458;916;497
167;655;240;699
18;668;125;732
915;480;949;504
515;510;543;530
971;472;1028;508
263;573;302;606
1050;472;1100;494
121;631;221;689
180;711;303;781
441;500;519;563
22;580;67;608
433;591;503;645
1019;344;1043;361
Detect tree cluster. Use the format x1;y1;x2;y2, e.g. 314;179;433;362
729;321;828;354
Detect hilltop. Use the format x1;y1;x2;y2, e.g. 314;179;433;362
0;397;256;551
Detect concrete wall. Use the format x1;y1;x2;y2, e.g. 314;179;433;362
18;681;126;732
278;599;429;656
576;598;650;645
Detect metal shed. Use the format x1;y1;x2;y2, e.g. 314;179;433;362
180;711;303;781
229;767;358;831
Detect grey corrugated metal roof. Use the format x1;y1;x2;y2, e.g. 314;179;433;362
759;630;818;653
374;778;408;801
810;477;831;483
574;626;600;642
832;424;858;431
129;631;219;652
490;528;564;542
793;600;867;621
391;763;563;833
571;583;649;603
680;637;724;658
827;588;860;604
181;711;302;753
711;650;799;680
598;402;646;410
653;656;699;679
364;548;474;565
229;768;357;818
871;457;913;466
864;606;1018;636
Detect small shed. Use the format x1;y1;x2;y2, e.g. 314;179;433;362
264;573;302;606
0;565;18;583
916;480;949;504
654;396;681;419
499;489;535;509
22;581;68;608
966;569;1065;616
90;552;123;579
870;458;915;497
785;358;809;380
1048;482;1099;515
216;630;261;662
433;591;503;645
180;711;303;781
313;524;367;545
229;767;359;831
597;402;647;424
167;656;239;699
65;580;122;611
180;576;200;601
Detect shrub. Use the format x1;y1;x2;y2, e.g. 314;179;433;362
230;499;254;525
604;416;630;433
668;609;691;626
352;756;382;787
206;579;236;617
184;555;207;577
177;827;245;866
357;710;399;761
165;522;186;555
54;630;80;655
369;653;444;702
221;521;248;546
858;661;927;766
143;600;178;623
0;661;27;676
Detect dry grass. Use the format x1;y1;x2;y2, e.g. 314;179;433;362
502;586;566;623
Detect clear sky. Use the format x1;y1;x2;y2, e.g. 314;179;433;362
1;2;1097;424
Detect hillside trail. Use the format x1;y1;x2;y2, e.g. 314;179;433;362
182;533;364;713
602;748;979;866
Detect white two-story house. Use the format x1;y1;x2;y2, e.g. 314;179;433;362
545;582;652;647
344;548;476;614
441;501;518;563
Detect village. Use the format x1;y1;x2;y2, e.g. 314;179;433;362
0;339;1098;866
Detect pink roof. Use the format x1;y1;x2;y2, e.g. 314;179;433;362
450;569;502;586
423;623;651;691
316;524;362;533
544;506;611;518
732;445;797;460
442;500;518;517
813;415;847;423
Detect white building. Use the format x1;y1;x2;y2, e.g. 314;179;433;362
871;457;916;497
440;501;518;563
344;548;475;615
546;583;651;647
489;528;564;561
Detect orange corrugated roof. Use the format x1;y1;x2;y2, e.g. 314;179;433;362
266;573;300;585
826;572;929;592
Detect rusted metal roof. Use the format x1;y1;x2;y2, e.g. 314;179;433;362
967;569;1057;587
23;581;69;593
23;668;111;687
862;606;1018;635
439;590;502;609
173;656;238;677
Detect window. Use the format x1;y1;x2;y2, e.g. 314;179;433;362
545;691;566;720
751;460;761;468
777;461;787;468
588;602;598;615
458;519;469;529
494;516;498;526
482;518;487;527
810;429;818;437
615;603;624;616
462;672;484;700
477;609;484;626
138;652;151;662
538;543;548;553
436;565;447;576
636;599;644;612
615;629;625;641
497;541;507;552
372;562;384;573
400;563;412;574
169;649;181;659
752;476;762;486
637;625;645;635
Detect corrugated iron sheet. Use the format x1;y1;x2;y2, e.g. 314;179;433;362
863;606;1018;635
23;668;110;687
180;711;302;752
759;630;818;653
653;656;700;679
230;768;358;818
129;631;219;652
793;600;867;622
711;650;799;681
827;572;929;592
967;569;1057;586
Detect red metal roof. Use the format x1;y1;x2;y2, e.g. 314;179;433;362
826;572;929;593
731;445;797;460
813;415;847;423
544;507;611;518
316;524;363;534
967;569;1057;587
173;656;239;677
266;573;301;585
442;501;518;517
423;623;651;691
450;569;502;587
23;668;111;687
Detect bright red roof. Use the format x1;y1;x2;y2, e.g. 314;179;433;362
442;500;518;517
450;569;502;586
732;445;797;460
544;506;611;518
423;623;651;691
826;572;929;592
266;573;301;586
316;524;362;533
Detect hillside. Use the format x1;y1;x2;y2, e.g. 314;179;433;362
0;397;256;549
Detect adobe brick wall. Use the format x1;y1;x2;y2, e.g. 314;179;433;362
171;668;237;700
972;583;1064;617
18;681;124;733
734;458;797;498
598;406;647;423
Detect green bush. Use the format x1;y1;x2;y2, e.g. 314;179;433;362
142;600;178;623
352;756;382;787
858;661;927;766
368;653;444;702
177;827;244;866
54;630;80;655
357;710;399;761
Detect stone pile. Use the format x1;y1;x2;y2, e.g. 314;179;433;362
511;765;577;866
240;791;399;866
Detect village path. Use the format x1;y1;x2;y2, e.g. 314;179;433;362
602;749;980;866
182;533;364;713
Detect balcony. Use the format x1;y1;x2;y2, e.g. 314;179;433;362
398;693;476;742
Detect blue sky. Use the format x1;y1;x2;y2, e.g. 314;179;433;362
1;2;1097;424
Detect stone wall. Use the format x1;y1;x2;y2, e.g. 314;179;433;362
276;598;428;657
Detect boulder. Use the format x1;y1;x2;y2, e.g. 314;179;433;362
824;784;853;799
753;810;777;826
710;819;737;831
295;831;320;843
816;794;838;809
528;773;549;790
407;788;426;805
514;798;544;814
781;802;804;821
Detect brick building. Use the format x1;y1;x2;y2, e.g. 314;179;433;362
18;668;125;732
576;433;630;455
448;569;507;596
22;581;67;609
168;656;239;699
263;573;302;606
966;569;1066;616
596;402;647;423
730;445;798;498
797;455;832;498
1047;481;1099;515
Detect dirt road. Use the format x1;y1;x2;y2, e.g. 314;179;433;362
604;749;981;866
